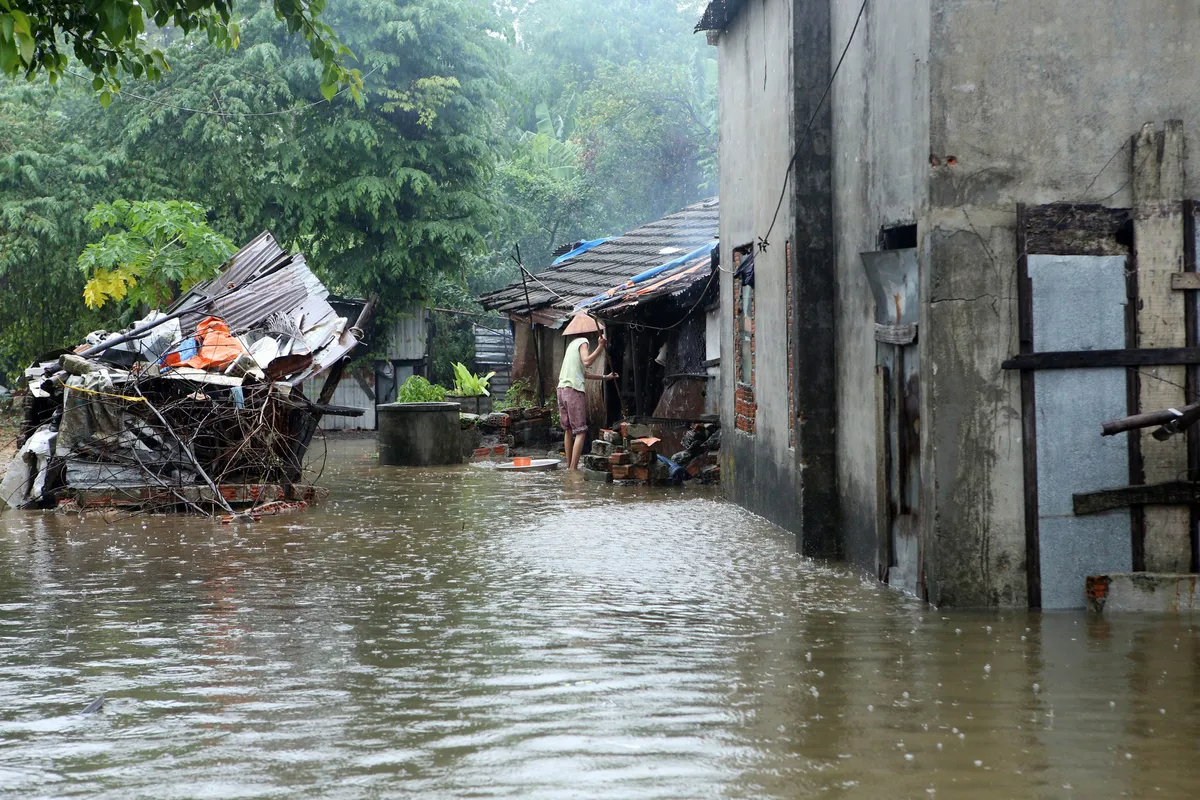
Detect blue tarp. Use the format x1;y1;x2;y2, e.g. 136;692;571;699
626;242;717;285
575;241;718;310
551;238;612;266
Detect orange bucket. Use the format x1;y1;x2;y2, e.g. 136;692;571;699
512;457;532;467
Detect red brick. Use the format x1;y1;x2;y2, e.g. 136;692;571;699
609;452;630;465
611;465;631;480
631;466;649;481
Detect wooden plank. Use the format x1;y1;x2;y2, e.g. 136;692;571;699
1170;272;1200;290
874;322;917;345
1125;210;1145;571
1187;201;1200;572
1133;121;1191;572
1024;203;1130;256
1002;347;1200;370
1074;482;1200;515
1017;204;1042;609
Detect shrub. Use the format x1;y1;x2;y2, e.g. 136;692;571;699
397;375;448;403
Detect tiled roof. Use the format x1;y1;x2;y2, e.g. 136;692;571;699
479;197;719;316
694;0;748;32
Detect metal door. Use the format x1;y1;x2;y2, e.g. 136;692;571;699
862;248;921;596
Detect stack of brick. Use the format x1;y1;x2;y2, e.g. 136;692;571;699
611;436;670;484
498;406;553;448
471;411;515;461
572;427;667;485
670;423;721;484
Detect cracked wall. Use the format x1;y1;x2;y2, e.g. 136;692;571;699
831;0;931;576
922;0;1200;605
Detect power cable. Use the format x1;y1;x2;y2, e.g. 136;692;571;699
66;65;380;118
757;0;868;253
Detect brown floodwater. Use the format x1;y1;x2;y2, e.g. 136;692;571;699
2;439;1200;798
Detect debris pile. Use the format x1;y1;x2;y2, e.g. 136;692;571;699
670;423;721;483
578;422;719;485
0;232;369;517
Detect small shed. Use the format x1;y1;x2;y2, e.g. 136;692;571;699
479;198;719;428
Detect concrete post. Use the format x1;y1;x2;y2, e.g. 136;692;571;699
1132;120;1191;572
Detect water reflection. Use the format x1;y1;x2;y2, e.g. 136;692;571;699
0;439;1198;798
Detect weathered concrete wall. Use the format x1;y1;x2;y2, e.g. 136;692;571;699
715;0;803;536
829;0;931;571
1088;573;1200;613
923;0;1200;605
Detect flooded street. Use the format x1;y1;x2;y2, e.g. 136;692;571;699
1;440;1199;798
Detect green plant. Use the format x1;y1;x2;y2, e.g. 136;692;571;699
397;375;447;403
78;200;235;310
450;363;495;397
503;377;536;409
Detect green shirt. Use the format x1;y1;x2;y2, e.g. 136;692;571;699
558;337;586;391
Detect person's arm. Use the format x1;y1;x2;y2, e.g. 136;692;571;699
581;334;607;367
585;369;618;381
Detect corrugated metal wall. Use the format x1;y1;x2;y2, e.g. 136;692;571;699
475;323;513;399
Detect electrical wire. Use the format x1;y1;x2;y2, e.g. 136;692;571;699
757;0;868;253
66;65;380;118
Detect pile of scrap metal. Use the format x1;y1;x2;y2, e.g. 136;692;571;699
0;232;373;518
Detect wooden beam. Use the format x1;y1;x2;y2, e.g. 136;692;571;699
1074;482;1200;515
1002;347;1200;371
1017;204;1042;609
1170;272;1200;290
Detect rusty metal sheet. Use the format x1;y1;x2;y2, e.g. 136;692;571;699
861;248;919;326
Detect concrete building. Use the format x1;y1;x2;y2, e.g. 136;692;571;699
698;0;1200;607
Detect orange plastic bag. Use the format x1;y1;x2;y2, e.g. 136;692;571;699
178;316;247;371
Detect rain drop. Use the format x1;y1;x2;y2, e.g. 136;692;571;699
867;704;874;712
936;743;943;751
983;664;991;673
902;691;910;700
1033;683;1040;693
974;760;983;767
905;753;914;761
1125;753;1133;760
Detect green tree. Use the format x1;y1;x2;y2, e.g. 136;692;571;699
78;200;235;310
0;0;358;99
0;82;110;380
87;0;507;311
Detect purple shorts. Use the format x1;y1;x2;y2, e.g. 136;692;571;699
556;387;587;434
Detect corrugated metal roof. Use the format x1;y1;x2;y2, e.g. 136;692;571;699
479;198;718;316
169;232;362;385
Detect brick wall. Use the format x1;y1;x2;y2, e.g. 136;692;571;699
732;250;756;434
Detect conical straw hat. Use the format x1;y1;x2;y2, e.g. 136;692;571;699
562;312;602;336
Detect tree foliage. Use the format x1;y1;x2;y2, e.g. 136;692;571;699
0;0;715;383
0;0;358;98
88;0;505;309
78;200;235;310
